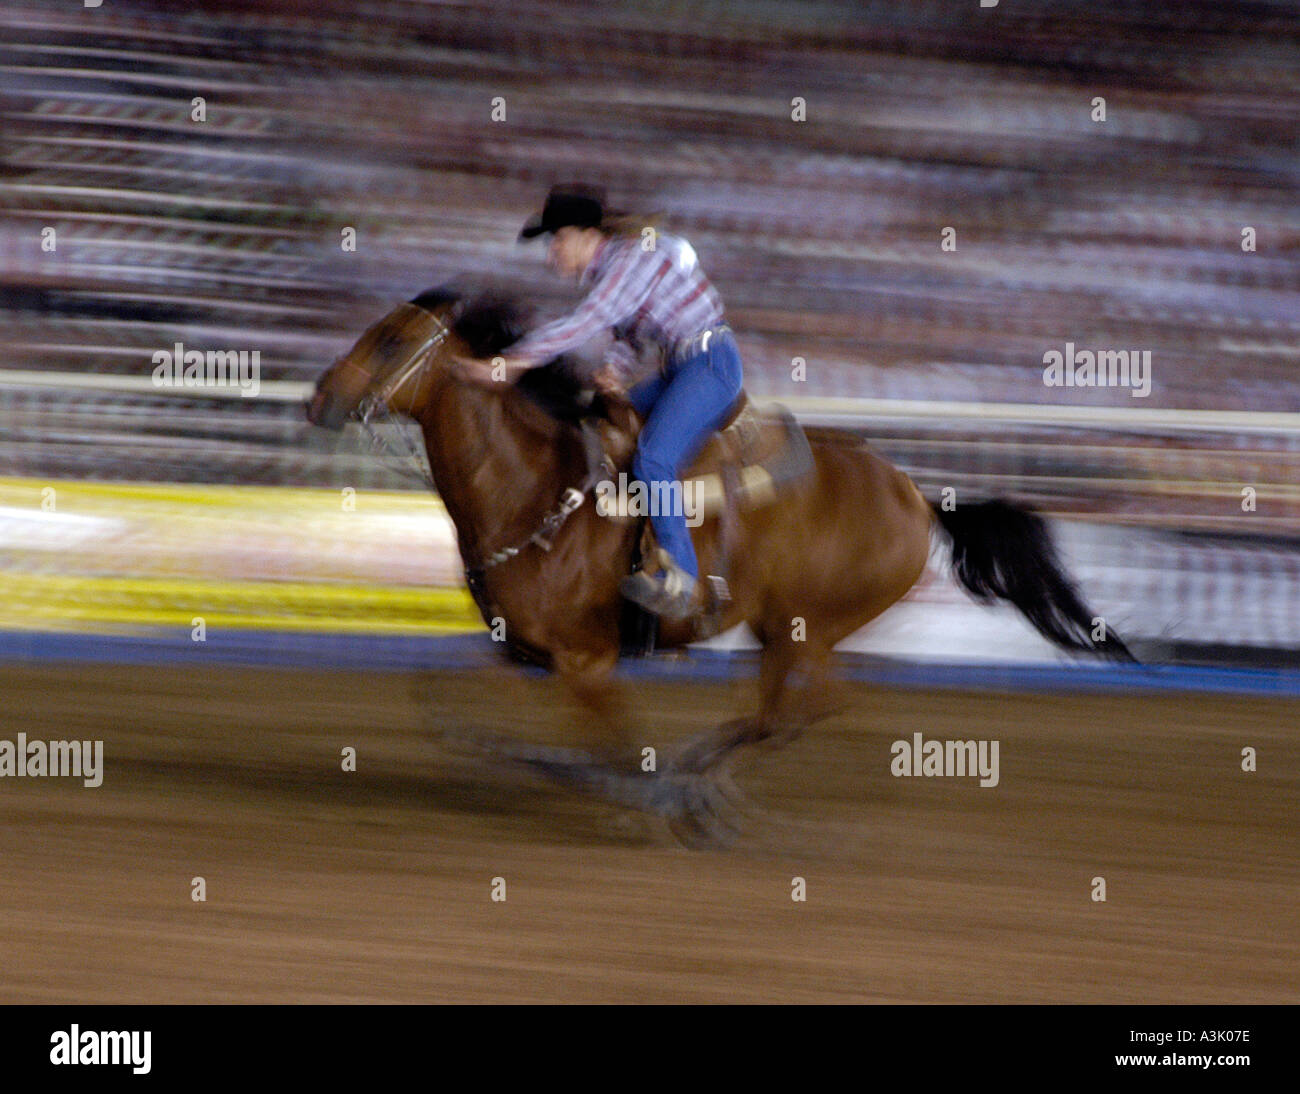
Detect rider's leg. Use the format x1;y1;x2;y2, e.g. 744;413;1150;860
627;372;666;419
624;332;743;613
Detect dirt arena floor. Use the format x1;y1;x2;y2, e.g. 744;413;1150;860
1;661;1295;1004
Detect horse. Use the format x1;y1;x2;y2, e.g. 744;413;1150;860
307;287;1131;837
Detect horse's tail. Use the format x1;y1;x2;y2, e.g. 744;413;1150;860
930;499;1134;661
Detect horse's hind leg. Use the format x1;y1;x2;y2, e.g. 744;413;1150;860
673;632;832;773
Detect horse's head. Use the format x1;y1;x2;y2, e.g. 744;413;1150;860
306;288;465;430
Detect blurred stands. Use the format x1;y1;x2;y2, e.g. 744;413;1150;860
1;0;1298;657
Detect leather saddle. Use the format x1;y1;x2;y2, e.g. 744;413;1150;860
586;391;814;521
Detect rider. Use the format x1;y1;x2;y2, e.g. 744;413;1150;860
454;183;743;621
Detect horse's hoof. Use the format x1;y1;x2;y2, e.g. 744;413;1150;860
668;717;756;776
655;773;739;849
707;762;753;818
439;731;743;847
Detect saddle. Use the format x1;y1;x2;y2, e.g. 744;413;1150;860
575;391;813;642
587;392;813;522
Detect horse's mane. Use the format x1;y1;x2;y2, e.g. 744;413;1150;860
411;287;525;357
409;286;598;426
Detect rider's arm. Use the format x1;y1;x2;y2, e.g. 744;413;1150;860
506;244;660;367
601;340;639;385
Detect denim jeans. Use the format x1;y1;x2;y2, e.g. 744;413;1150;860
627;329;743;580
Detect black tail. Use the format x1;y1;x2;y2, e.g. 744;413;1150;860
931;499;1134;661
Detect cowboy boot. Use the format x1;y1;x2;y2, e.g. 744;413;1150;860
619;558;698;621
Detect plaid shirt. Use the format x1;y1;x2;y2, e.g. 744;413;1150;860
508;233;724;380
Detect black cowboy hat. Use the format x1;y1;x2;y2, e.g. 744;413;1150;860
519;183;612;240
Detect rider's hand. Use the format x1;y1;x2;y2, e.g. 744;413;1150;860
592;363;624;397
450;354;528;387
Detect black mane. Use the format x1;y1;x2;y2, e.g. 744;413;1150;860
408;285;597;424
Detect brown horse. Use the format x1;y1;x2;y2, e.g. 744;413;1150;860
308;288;1130;831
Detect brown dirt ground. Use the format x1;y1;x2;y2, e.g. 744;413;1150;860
0;661;1295;1004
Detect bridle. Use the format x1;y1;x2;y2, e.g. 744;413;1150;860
353;308;455;490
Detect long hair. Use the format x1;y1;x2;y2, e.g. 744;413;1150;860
598;211;665;240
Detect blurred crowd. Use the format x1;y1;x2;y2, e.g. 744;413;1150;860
1;0;1298;655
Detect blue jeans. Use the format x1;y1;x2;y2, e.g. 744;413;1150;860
627;330;743;580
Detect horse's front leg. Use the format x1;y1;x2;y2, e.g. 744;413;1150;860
550;639;739;843
551;641;641;772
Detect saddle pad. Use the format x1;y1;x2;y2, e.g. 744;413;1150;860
684;404;813;515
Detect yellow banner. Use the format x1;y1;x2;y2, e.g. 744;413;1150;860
0;478;479;634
